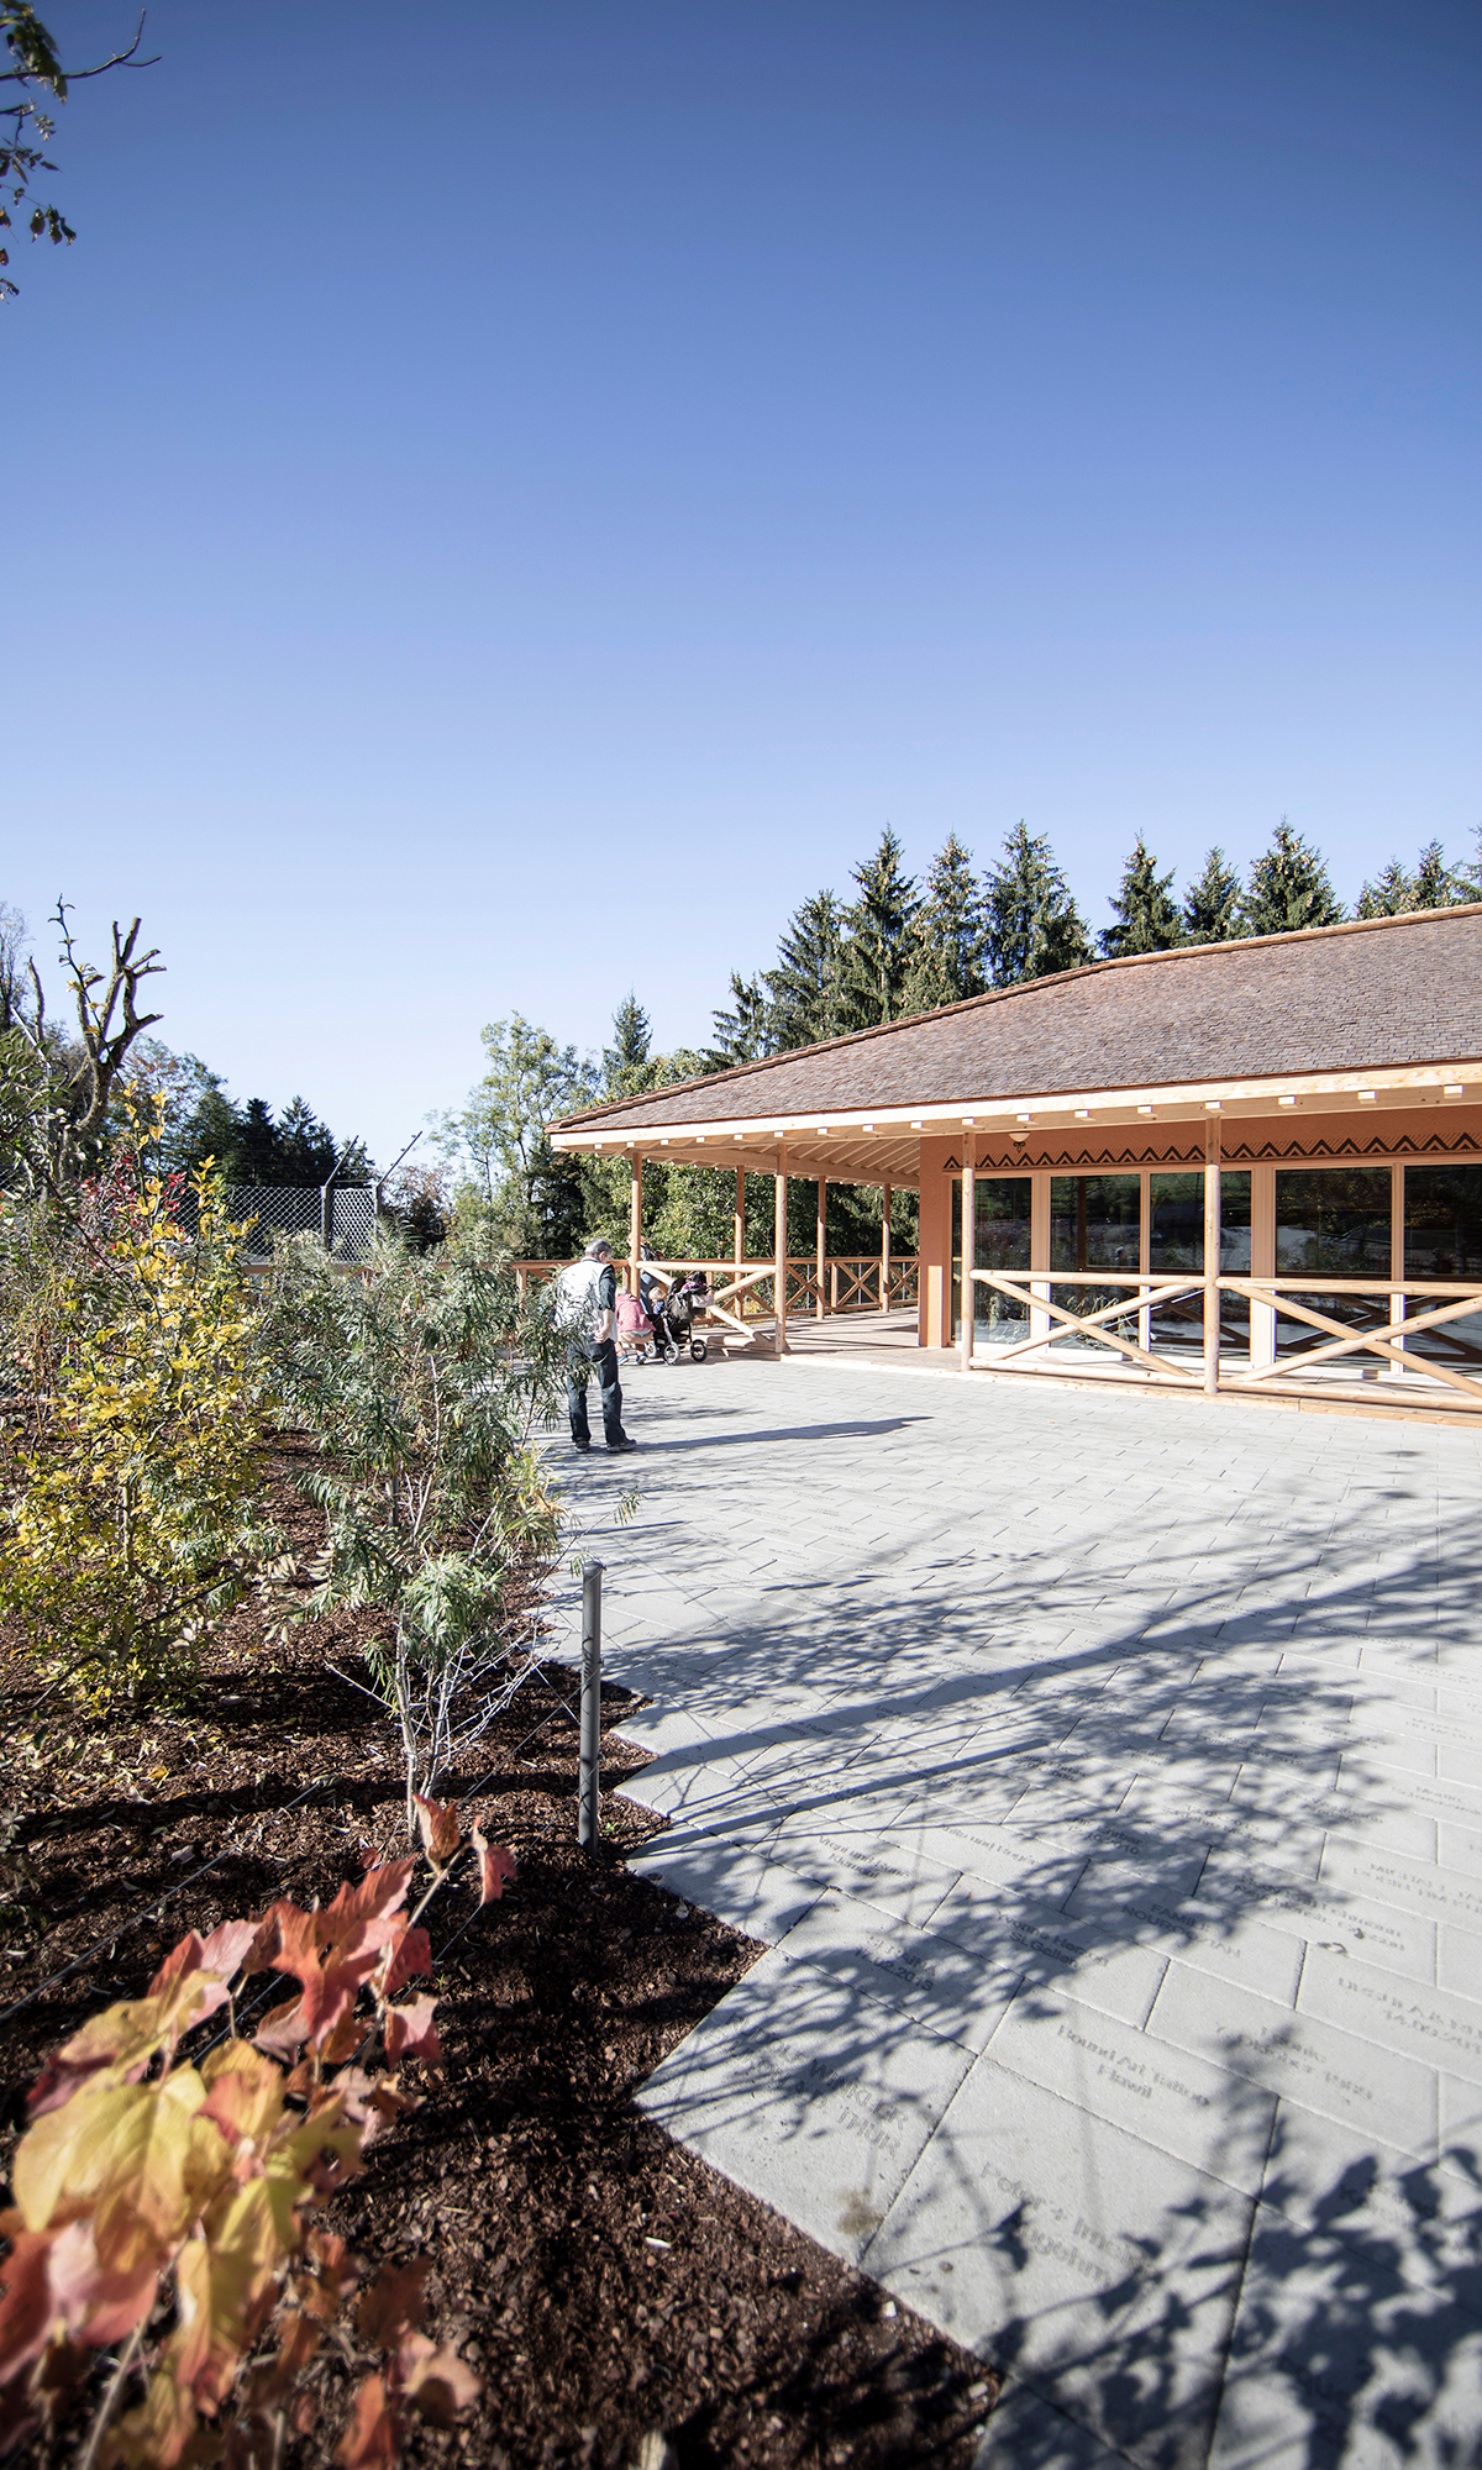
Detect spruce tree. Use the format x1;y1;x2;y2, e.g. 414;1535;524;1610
982;823;1092;987
902;836;988;1012
1355;858;1417;919
1099;837;1184;958
767;891;848;1049
1182;847;1243;943
839;830;922;1027
706;972;772;1068
1242;821;1344;936
603;993;652;1093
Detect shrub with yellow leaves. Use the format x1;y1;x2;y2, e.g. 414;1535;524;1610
0;1109;270;1704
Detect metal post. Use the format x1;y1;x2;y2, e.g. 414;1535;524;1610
320;1163;339;1252
578;1561;603;1852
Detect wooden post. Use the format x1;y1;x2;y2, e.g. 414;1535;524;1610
774;1144;789;1356
1203;1120;1221;1395
629;1153;643;1294
734;1169;745;1268
816;1179;827;1319
959;1140;976;1372
882;1182;892;1310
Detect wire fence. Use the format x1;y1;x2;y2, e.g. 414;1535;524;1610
177;1184;378;1260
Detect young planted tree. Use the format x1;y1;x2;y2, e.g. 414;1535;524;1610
903;837;988;1012
1099;837;1185;958
839;831;921;1028
260;1226;568;1835
982;824;1092;986
1242;821;1344;936
767;890;849;1049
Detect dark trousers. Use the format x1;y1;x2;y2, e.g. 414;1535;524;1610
568;1339;625;1447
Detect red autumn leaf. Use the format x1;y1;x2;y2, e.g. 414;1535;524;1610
255;1865;415;2054
0;2226;55;2397
338;2370;398;2470
412;1794;461;1866
356;2256;428;2349
380;1926;431;2001
395;2331;480;2425
471;1828;516;1906
46;2217;160;2347
382;1997;442;2071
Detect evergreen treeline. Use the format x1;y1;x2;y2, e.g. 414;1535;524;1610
706;820;1482;1066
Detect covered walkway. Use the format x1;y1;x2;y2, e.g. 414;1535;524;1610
557;1359;1482;2464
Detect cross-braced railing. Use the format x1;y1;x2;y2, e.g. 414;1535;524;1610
966;1269;1482;1409
511;1256;918;1337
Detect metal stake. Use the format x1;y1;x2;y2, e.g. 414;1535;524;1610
578;1561;604;1852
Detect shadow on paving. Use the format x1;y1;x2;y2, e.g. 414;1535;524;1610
623;1499;1482;2464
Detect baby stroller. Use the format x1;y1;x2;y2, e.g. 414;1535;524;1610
615;1287;660;1365
651;1270;710;1364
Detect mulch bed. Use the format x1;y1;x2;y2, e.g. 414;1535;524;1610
0;1453;997;2468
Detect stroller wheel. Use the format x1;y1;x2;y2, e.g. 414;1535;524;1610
663;1341;681;1365
690;1339;708;1362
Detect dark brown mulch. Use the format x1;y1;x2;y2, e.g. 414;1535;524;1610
0;1457;997;2468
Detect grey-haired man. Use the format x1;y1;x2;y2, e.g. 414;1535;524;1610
553;1239;638;1454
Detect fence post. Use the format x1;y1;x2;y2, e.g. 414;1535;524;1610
320;1165;339;1253
578;1561;603;1852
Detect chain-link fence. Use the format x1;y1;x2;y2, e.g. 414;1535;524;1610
176;1185;378;1260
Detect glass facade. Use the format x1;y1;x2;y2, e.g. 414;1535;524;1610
972;1176;1032;1342
1274;1166;1392;1354
1403;1164;1482;1368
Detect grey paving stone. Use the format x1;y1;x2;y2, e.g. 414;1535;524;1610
976;2381;1135;2467
1148;1959;1438;2157
865;2057;1254;2468
635;1947;974;2265
1298;1945;1482;2086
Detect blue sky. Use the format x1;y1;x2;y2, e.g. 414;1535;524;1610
5;0;1479;1165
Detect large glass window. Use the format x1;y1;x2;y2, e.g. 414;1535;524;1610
1403;1164;1482;1369
1050;1174;1140;1348
972;1177;1032;1343
1274;1166;1392;1355
1145;1172;1251;1352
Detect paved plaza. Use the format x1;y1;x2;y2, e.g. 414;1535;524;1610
563;1352;1482;2465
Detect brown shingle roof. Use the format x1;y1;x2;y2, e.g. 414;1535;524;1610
554;907;1482;1134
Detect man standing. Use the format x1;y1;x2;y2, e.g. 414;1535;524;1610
554;1238;639;1454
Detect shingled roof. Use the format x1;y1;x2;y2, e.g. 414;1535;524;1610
554;906;1482;1133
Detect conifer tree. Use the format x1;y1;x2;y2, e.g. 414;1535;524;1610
982;824;1091;987
603;993;652;1093
767;891;848;1049
1099;837;1184;958
1355;858;1418;919
706;972;773;1068
1182;847;1244;943
1241;821;1344;937
902;837;988;1012
839;830;921;1027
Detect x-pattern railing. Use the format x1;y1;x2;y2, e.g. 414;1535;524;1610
967;1269;1482;1408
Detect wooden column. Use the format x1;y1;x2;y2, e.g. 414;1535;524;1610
734;1168;746;1268
959;1139;976;1372
881;1182;892;1310
773;1143;789;1357
628;1154;643;1294
1203;1119;1222;1395
916;1145;952;1347
816;1179;827;1318
1138;1167;1152;1357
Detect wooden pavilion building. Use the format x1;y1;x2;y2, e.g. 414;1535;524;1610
549;906;1482;1417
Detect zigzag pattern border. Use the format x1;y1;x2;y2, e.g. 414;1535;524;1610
957;1132;1482;1174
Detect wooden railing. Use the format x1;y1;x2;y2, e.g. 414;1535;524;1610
966;1270;1482;1410
510;1255;918;1335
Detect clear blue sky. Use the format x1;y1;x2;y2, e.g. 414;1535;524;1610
5;0;1479;1165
